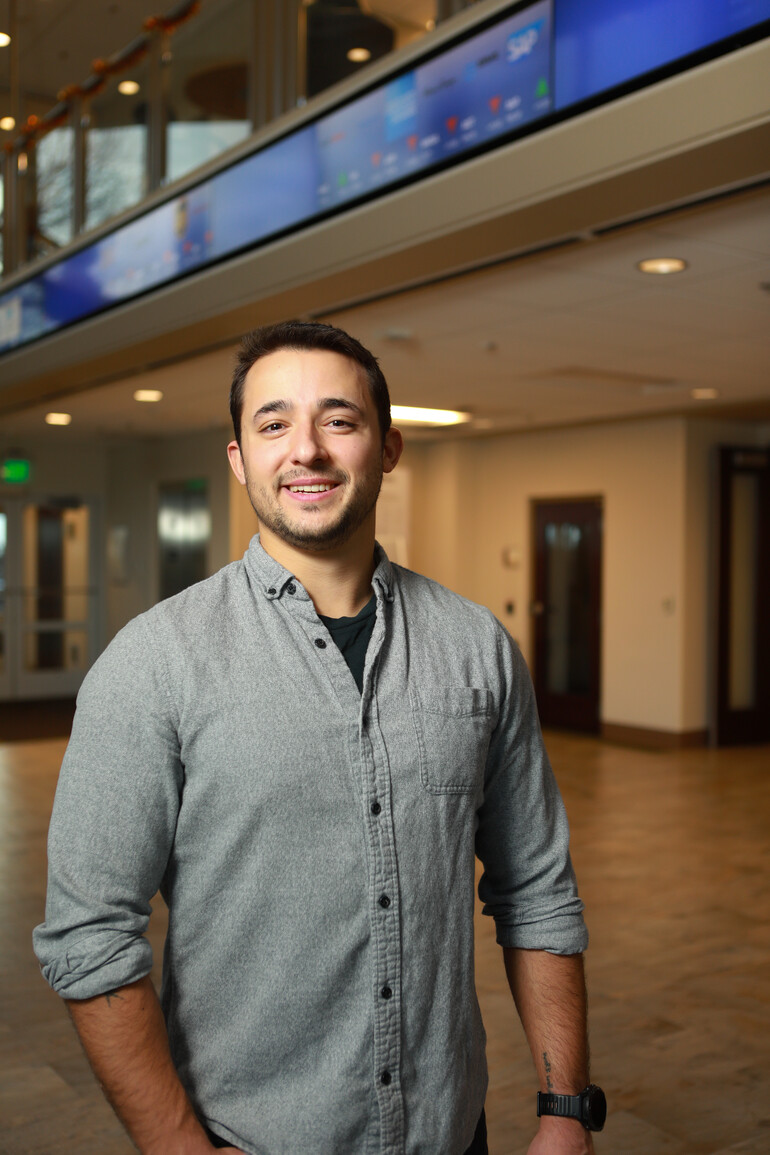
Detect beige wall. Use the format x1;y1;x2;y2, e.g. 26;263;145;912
403;415;766;736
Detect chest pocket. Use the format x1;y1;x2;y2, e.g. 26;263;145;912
410;685;494;795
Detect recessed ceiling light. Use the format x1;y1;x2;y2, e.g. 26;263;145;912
347;47;371;63
0;115;14;131
637;257;688;275
691;387;719;401
118;79;140;96
134;388;163;402
45;412;72;425
391;405;471;426
0;32;11;48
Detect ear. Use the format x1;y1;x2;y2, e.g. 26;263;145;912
382;426;404;475
227;441;247;485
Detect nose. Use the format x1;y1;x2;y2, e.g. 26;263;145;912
288;420;329;466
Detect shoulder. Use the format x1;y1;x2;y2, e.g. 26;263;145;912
88;557;249;681
391;563;515;660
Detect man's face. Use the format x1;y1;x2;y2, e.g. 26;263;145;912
227;348;401;555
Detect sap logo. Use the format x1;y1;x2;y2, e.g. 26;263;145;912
507;21;543;64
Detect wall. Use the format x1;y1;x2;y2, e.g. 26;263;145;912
406;418;689;732
402;415;766;737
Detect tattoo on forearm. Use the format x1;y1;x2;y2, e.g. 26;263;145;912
542;1051;554;1091
103;991;125;1007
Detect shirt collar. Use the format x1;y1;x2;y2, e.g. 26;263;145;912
245;534;395;603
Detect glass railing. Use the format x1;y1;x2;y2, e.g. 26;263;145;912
0;0;447;279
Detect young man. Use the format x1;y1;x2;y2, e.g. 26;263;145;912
34;321;602;1154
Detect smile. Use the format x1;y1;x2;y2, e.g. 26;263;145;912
287;483;337;493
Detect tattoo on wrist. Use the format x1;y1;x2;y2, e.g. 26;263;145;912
542;1051;554;1092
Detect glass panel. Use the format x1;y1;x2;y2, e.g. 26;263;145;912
728;473;758;711
36;124;75;252
158;481;210;601
166;0;252;184
24;629;89;672
85;59;150;231
22;502;91;639
544;520;591;696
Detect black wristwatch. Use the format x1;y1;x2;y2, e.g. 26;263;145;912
537;1084;607;1132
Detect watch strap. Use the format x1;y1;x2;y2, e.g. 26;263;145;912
537;1091;582;1119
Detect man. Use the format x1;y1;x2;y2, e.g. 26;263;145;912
34;320;602;1155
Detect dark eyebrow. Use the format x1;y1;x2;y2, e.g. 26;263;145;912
252;397;365;422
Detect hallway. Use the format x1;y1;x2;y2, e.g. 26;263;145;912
1;731;768;1153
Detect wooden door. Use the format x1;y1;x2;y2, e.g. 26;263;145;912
532;499;602;733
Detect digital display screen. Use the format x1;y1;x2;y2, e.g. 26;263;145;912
554;0;770;108
1;0;767;357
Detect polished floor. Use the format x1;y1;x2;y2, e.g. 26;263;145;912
1;730;769;1154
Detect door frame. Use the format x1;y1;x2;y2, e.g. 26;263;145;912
0;494;103;701
715;446;770;745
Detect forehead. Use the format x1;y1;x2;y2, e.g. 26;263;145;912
243;348;370;410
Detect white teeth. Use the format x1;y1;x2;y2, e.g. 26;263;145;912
288;484;335;493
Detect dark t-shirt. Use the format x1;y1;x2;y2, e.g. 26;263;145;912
319;594;377;693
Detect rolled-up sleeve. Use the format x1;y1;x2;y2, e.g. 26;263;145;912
33;617;183;998
475;622;588;956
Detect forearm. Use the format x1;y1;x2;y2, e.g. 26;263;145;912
503;947;594;1154
66;974;213;1155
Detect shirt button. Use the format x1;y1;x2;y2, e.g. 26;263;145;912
287;583;296;595
267;587;276;595
378;894;391;908
314;638;327;649
381;986;393;1000
380;1070;392;1086
371;801;381;815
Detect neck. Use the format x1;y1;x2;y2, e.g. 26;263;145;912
258;521;377;618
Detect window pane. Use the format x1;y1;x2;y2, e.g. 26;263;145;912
166;0;252;184
86;61;150;230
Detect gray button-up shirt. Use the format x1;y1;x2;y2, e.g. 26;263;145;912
34;537;587;1155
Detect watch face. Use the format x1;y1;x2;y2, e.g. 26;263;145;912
584;1085;607;1131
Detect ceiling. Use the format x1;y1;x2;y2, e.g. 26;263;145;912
0;3;768;445
0;181;768;444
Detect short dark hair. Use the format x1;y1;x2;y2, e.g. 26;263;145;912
230;320;391;446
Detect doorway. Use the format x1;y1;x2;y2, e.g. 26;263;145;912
531;498;602;733
715;447;770;745
0;496;101;700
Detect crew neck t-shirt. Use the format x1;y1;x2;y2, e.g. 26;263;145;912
318;594;377;693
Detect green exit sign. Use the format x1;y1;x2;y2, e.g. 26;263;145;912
1;457;31;484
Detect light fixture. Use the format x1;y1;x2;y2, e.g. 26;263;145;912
0;115;14;131
118;79;140;96
346;46;371;62
391;405;471;427
691;387;718;401
0;32;11;48
637;257;688;275
45;412;72;426
17;151;27;172
134;388;163;402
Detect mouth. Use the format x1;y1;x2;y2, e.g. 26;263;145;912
281;478;342;503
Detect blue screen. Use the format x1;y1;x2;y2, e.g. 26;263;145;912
555;0;770;107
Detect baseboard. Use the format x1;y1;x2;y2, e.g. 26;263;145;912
600;722;709;750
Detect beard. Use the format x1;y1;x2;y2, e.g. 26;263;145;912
244;465;384;553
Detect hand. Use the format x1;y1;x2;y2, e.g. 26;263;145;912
527;1117;595;1154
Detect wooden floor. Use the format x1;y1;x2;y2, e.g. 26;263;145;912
2;730;769;1153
